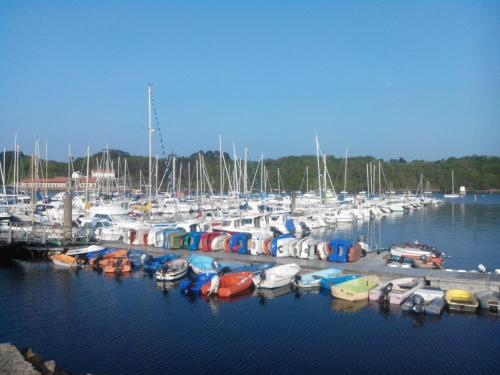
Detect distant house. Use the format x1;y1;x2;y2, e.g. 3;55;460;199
91;169;115;179
19;177;97;190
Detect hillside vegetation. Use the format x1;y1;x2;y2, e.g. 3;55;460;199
2;150;499;193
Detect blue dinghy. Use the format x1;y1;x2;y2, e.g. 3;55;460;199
188;254;220;274
296;268;343;288
143;254;180;273
179;273;214;294
224;262;277;274
85;248;116;259
319;275;362;290
127;249;148;268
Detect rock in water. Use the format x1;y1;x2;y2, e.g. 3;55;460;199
0;343;40;375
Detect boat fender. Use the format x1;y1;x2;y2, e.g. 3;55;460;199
223;237;231;253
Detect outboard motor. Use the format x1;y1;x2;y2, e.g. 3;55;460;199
300;222;311;237
378;282;393;305
412;294;425;314
292;273;302;287
255;270;266;288
270;226;283;238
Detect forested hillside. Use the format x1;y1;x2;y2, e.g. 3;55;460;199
1;150;499;193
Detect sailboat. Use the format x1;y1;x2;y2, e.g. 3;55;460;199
444;170;459;198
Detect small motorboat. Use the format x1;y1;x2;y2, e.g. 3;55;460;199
90;249;128;268
414;286;445;301
320;275;361;290
445;289;479;313
331;275;379;301
188;254;220;275
475;290;499;314
143;254;180;273
50;254;81;268
295;268;342;288
389;242;445;268
369;278;424;305
65;244;106;256
223;262;276;274
127;249;148;268
155;258;189;281
252;263;301;289
402;293;446;316
102;257;132;274
201;272;254;297
180;273;214;294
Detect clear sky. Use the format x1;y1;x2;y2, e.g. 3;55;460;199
1;0;499;161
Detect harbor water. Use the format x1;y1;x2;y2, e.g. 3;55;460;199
1;195;500;374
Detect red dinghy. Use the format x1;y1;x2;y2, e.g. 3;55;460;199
201;272;254;298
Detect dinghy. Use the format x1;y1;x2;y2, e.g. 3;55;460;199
252;263;301;289
369;278;424;305
402;286;447;315
179;273;214;294
445;289;479;312
331;275;379;301
188;254;220;274
102;257;132;274
413;286;445;301
201;272;254;297
65;245;106;256
90;249;128;268
295;268;342;288
143;254;180;273
50;254;81;268
475;290;499;314
320;275;361;290
155;258;189;281
127;249;148;268
224;262;276;273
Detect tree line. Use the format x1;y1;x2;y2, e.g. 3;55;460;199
1;150;499;193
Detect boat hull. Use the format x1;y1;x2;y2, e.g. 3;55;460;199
331;276;379;301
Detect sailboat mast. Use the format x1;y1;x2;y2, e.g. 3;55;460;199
452;170;455;194
343;147;348;193
219;135;223;206
45;142;48;200
306;165;309;193
148;84;153;204
85;146;89;206
315;134;322;198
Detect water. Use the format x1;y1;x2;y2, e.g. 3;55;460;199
1;195;500;374
319;194;500;270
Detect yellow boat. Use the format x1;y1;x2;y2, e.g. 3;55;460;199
331;275;380;301
445;289;479;312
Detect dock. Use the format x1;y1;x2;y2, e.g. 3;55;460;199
102;241;500;293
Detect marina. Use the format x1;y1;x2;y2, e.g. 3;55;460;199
2;1;500;374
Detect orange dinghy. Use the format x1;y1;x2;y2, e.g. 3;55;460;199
102;257;132;274
90;249;129;268
201;272;254;298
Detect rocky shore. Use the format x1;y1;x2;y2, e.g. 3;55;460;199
0;343;74;375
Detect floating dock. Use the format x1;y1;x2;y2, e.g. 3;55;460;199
102;241;500;293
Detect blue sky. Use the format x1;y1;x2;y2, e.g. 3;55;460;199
1;0;499;161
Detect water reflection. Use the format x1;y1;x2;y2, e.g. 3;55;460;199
253;285;292;305
331;298;368;313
